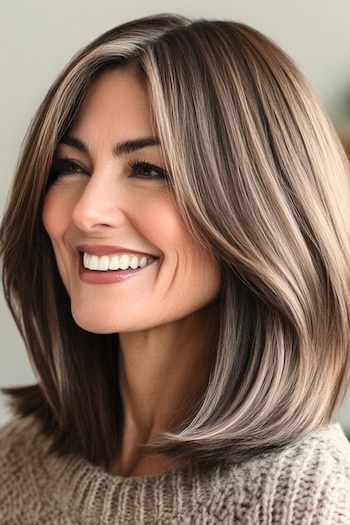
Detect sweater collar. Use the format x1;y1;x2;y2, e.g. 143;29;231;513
43;447;221;523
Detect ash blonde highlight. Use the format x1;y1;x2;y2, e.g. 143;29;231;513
1;13;350;469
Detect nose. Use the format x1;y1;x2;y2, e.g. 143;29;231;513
72;170;126;232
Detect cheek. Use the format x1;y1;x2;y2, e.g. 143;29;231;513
42;189;73;239
42;193;58;239
141;198;190;247
41;194;72;291
191;259;221;316
143;197;221;288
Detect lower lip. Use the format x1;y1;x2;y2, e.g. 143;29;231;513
78;254;157;284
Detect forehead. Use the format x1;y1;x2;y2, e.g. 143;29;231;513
70;66;155;137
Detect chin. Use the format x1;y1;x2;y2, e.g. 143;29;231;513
71;309;119;334
70;307;149;335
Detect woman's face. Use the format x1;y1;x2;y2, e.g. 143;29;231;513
42;66;221;333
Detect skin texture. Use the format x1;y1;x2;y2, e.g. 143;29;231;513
42;66;222;476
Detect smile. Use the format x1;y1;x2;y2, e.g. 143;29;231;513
78;252;158;284
82;252;156;272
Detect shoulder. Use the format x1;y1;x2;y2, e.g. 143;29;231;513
0;414;41;468
222;423;350;524
0;413;48;465
264;423;350;523
0;414;45;488
0;415;57;523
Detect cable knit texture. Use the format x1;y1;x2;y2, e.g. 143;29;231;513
0;415;349;524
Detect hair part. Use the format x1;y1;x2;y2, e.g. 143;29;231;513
1;13;350;470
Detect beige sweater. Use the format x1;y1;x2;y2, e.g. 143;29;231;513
0;415;349;524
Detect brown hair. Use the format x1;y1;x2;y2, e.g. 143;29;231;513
1;13;350;470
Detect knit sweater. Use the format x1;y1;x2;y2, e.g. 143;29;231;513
0;415;349;524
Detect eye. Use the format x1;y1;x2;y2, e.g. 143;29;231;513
46;158;87;187
45;157;169;190
128;159;168;181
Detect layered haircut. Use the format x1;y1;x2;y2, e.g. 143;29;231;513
1;13;350;470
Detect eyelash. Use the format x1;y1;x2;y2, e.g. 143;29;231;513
47;157;168;185
128;159;168;180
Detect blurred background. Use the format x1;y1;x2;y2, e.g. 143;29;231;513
1;0;350;435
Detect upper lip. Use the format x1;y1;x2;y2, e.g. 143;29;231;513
76;244;158;258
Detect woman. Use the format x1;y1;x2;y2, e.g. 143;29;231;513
0;12;349;524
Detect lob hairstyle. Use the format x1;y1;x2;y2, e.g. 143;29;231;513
1;13;350;469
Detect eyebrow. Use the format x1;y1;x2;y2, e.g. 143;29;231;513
58;135;161;156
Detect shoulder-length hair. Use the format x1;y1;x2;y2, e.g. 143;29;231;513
1;13;350;470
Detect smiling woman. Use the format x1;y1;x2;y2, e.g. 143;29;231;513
0;12;350;524
42;65;221;335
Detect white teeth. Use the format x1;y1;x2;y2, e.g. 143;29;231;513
87;254;99;270
119;254;130;270
109;255;119;270
98;255;109;271
139;257;148;268
83;252;89;268
82;252;153;271
129;255;140;270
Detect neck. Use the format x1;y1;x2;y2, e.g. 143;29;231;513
113;301;219;475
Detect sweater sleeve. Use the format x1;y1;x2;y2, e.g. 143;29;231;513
262;425;350;524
